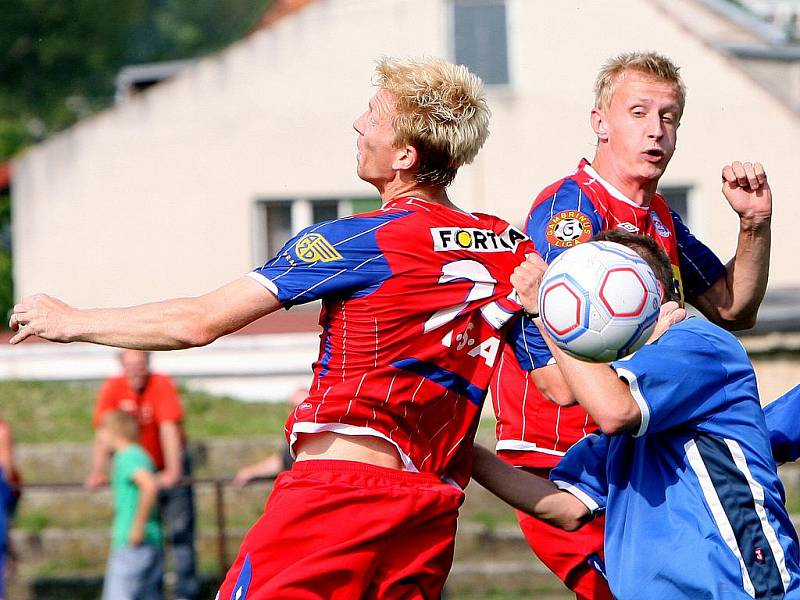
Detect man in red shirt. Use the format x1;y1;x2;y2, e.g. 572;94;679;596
491;51;772;600
87;350;199;600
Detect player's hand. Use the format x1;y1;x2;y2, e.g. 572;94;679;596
129;525;145;546
721;161;771;229
511;253;548;315
648;301;686;343
84;470;109;489
8;293;76;344
232;466;255;487
156;470;182;489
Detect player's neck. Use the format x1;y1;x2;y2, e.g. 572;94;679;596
380;178;455;209
589;154;659;208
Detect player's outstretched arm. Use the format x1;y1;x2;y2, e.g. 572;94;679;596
693;161;771;330
472;444;589;531
9;276;282;350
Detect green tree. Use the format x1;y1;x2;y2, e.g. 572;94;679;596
0;0;271;326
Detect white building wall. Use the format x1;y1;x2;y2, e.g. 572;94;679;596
12;0;800;310
12;0;449;306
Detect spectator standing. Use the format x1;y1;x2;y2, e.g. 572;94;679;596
87;350;198;600
0;419;20;600
100;410;163;600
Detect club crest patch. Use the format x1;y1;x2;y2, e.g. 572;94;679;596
545;211;593;248
295;233;343;263
650;211;671;238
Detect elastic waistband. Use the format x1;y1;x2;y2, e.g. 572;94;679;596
290;459;445;486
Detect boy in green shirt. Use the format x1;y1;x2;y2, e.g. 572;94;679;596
101;410;163;600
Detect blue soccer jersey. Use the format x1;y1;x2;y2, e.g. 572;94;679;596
765;385;800;465
551;317;800;599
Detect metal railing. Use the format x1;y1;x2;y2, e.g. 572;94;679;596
22;475;278;576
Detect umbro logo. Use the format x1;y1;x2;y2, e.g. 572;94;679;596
617;222;639;233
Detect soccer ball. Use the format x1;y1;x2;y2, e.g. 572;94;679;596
537;241;662;362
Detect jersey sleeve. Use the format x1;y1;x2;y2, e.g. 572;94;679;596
671;211;726;302
123;448;156;481
152;376;183;423
505;316;553;370
524;179;604;263
610;324;730;437
521;180;604;366
249;214;402;307
549;433;609;514
764;384;800;465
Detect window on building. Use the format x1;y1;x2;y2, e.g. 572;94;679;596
453;0;509;86
254;197;381;264
658;186;690;223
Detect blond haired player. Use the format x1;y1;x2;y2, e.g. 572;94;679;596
11;57;545;599
491;51;772;599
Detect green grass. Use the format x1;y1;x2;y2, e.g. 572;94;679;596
0;380;291;443
467;509;518;528
13;510;52;533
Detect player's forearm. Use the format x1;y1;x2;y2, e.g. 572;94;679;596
535;319;639;434
721;221;770;329
132;476;158;536
158;421;184;484
531;364;577;406
65;297;218;350
0;424;14;480
471;445;588;531
90;434;111;474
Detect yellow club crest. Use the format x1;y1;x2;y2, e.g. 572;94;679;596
294;233;343;263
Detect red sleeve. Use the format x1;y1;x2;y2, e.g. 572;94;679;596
93;378;119;428
152;375;184;423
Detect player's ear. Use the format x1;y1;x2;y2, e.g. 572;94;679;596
656;279;666;304
393;143;419;172
591;108;608;142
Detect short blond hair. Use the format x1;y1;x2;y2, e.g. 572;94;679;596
375;57;490;187
103;410;139;443
595;51;686;116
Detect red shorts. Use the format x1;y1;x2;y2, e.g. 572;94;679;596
217;459;464;600
517;468;612;600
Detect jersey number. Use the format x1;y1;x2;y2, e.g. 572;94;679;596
423;260;509;368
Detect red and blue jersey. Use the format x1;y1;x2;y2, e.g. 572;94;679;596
248;197;545;487
492;159;727;468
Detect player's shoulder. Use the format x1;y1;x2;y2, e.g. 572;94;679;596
531;171;599;211
121;444;154;468
148;373;177;387
101;375;128;391
664;318;742;358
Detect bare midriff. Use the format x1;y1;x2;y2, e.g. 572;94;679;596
294;431;405;470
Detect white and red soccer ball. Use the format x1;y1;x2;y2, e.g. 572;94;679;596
537;241;662;362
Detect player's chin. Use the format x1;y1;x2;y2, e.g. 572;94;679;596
639;163;666;181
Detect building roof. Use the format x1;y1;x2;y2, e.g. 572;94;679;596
253;0;318;31
0;162;10;192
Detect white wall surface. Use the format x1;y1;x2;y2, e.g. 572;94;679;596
12;0;800;312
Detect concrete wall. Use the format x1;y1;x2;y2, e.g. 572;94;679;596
12;0;800;309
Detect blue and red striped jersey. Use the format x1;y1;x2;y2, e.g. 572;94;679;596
249;197;546;487
492;159;727;468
